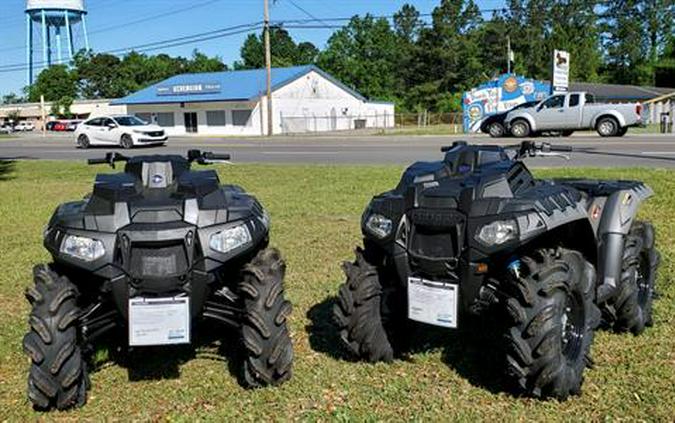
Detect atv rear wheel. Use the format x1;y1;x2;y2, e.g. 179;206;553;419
502;248;600;400
23;265;88;410
333;247;399;362
239;248;293;388
603;221;660;334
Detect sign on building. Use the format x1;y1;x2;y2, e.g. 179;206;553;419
552;50;570;93
157;83;222;96
462;74;550;133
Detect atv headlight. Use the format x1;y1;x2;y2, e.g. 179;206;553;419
365;213;393;238
475;220;518;246
61;235;106;261
209;224;251;254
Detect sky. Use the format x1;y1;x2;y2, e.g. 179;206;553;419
0;0;505;97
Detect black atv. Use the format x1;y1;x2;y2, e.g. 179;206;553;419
23;151;293;410
334;141;661;400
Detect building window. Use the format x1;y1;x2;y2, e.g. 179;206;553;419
156;112;175;127
232;109;252;126
135;113;152;124
206;110;226;126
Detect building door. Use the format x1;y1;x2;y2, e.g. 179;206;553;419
184;112;198;133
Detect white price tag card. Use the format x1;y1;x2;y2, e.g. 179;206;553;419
129;297;190;346
408;277;458;328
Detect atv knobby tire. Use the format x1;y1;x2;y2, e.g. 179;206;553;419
333;247;396;362
23;265;88;410
604;220;660;335
503;248;600;400
239;248;293;388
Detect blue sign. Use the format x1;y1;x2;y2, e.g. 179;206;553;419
157;83;222;96
462;74;550;133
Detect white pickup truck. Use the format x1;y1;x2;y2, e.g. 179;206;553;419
505;92;644;137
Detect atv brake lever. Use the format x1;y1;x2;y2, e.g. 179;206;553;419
534;151;570;160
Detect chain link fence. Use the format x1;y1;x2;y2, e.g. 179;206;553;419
279;111;464;134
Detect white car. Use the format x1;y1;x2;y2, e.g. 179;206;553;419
75;115;167;149
15;121;35;131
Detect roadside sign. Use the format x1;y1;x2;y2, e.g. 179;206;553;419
552;50;570;93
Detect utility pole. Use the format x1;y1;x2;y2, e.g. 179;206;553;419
263;0;273;136
507;35;512;74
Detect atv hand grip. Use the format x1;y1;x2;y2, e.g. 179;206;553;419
549;145;573;152
87;158;109;165
203;152;231;161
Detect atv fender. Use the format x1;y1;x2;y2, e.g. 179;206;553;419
595;184;653;302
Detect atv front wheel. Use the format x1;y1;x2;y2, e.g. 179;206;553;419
239;248;293;388
333;247;398;362
603;221;660;334
502;248;600;400
23;265;88;410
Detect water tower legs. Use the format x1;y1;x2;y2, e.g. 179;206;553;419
65;11;73;59
81;14;89;51
26;14;33;85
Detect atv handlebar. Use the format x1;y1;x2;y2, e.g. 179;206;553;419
187;149;231;164
87;152;129;168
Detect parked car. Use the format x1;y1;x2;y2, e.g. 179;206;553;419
45;121;57;131
0;124;14;134
14;121;35;132
66;120;83;131
75;115;168;149
505;92;644;137
480;101;540;137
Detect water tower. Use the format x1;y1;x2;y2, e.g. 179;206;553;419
26;0;90;85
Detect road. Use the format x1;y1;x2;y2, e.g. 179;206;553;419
2;132;675;167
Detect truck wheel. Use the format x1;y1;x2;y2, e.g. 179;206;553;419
603;221;660;334
239;248;293;388
616;127;628;137
23;265;88;410
502;248;600;400
510;120;531;138
488;122;506;138
596;117;619;137
333;247;397;362
120;134;133;149
561;130;574;137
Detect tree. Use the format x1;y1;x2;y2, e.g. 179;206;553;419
50;96;74;118
74;51;126;99
28;65;77;102
317;15;401;102
185;50;227;73
236;27;318;69
1;93;25;105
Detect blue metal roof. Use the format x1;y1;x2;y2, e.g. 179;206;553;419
111;65;369;105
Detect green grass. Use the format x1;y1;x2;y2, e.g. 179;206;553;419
0;161;673;420
377;124;466;136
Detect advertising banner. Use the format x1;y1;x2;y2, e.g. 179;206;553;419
462;74;550;133
552;50;570;93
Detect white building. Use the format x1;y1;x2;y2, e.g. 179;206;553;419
111;65;395;136
0;98;125;129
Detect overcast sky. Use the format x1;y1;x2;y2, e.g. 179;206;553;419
0;0;505;97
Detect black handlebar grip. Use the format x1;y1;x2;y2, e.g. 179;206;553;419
87;158;108;165
204;152;231;161
550;145;573;152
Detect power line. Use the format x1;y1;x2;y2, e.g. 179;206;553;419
0;0;226;54
0;22;262;73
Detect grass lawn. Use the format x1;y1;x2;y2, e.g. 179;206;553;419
0;161;673;420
